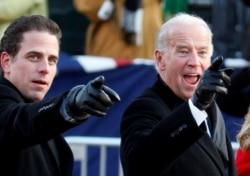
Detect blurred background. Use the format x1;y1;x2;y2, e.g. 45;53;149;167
18;0;250;175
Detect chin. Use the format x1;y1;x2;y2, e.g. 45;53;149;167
28;94;45;102
185;92;194;100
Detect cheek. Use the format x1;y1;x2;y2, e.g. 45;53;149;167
53;67;57;75
201;60;211;70
49;67;57;79
10;61;29;75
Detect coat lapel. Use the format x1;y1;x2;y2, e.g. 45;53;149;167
196;135;226;175
208;102;229;162
46;139;61;171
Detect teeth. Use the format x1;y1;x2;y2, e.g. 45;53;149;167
187;74;198;76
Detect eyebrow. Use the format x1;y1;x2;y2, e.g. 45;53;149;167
27;51;41;55
176;44;209;50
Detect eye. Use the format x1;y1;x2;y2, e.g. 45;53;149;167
179;50;188;56
198;51;208;57
48;57;58;65
29;54;39;61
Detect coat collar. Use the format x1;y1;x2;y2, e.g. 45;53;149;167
152;74;184;110
0;77;27;101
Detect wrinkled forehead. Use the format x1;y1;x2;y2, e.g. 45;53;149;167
167;23;213;53
171;24;210;42
169;22;211;40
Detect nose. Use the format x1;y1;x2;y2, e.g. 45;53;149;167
187;52;201;66
38;59;50;74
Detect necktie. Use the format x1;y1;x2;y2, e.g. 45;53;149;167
200;118;213;137
200;121;207;131
206;117;213;137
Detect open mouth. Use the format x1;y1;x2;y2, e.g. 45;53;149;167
184;74;200;85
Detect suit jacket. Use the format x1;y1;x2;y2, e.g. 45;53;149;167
0;77;79;176
120;75;237;176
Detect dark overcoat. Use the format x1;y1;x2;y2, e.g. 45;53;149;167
0;77;79;176
120;75;237;176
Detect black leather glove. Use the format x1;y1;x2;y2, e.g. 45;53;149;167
191;56;234;110
216;67;250;116
62;75;120;123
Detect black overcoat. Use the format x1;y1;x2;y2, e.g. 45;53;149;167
0;77;79;176
120;75;237;176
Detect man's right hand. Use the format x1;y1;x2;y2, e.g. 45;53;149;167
62;75;120;122
191;56;234;110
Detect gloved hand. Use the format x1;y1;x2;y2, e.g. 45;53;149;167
191;56;234;110
62;75;120;122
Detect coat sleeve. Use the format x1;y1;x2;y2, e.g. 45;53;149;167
0;85;78;148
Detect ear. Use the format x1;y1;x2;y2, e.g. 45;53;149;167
155;50;165;71
1;52;11;73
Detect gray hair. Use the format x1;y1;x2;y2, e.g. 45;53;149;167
154;12;213;55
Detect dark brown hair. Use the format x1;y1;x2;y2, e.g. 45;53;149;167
0;15;62;56
0;15;62;75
